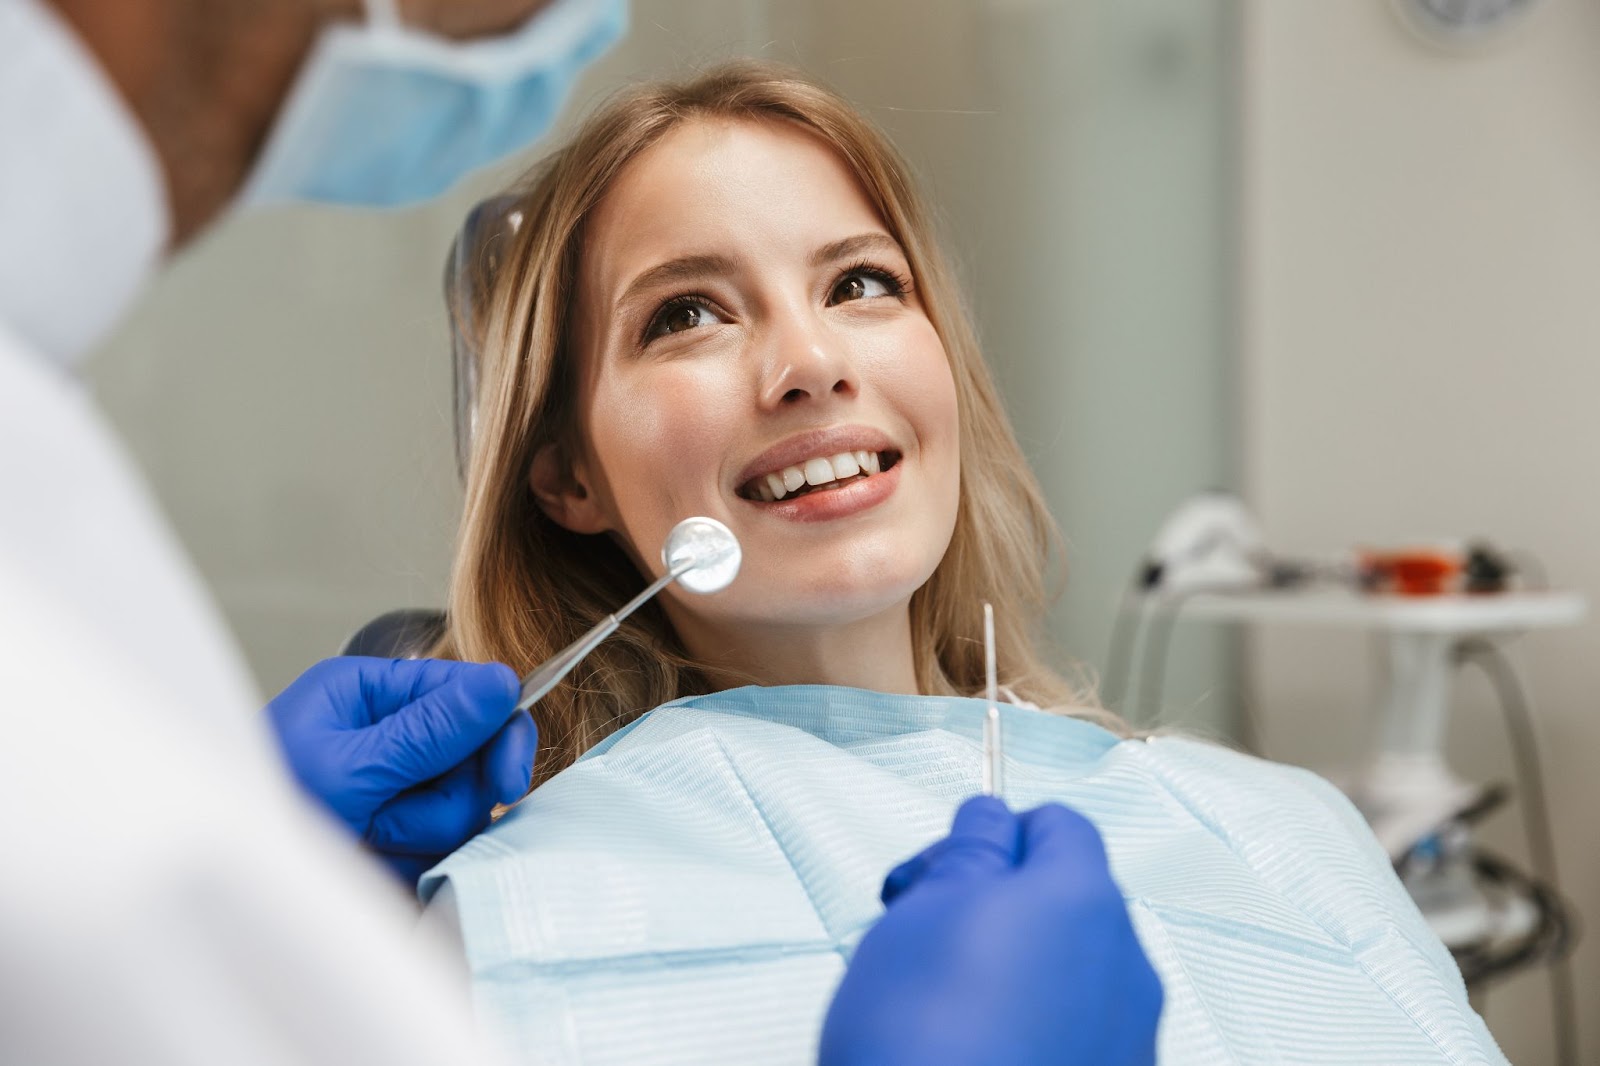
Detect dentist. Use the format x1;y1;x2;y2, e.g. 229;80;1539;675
0;1;1160;1062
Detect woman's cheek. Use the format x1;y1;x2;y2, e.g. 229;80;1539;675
880;322;959;449
592;365;743;506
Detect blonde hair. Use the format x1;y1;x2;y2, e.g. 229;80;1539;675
436;61;1118;783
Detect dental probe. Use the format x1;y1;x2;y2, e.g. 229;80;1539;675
514;516;741;713
982;602;1004;797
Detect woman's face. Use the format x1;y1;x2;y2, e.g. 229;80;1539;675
551;117;960;632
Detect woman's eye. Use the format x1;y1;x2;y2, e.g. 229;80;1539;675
646;299;725;340
829;270;896;306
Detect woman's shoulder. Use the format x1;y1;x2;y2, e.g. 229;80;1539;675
1123;732;1400;889
1130;734;1453;952
1137;733;1381;848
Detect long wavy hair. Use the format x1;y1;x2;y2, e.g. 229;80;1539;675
434;60;1115;784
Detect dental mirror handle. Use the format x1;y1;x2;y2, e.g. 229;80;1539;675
514;559;692;712
514;616;618;712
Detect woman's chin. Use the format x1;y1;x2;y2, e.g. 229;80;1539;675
718;574;929;630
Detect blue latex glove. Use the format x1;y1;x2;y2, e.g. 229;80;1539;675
820;796;1163;1066
265;657;536;885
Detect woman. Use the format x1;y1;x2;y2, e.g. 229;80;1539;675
424;62;1505;1065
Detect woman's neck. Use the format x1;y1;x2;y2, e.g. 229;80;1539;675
666;601;922;695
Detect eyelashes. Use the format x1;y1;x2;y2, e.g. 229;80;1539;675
832;259;913;305
643;294;722;343
638;260;915;347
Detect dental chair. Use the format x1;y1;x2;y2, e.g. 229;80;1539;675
339;197;524;661
340;608;447;658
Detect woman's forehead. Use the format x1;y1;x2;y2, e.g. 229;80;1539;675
581;117;893;291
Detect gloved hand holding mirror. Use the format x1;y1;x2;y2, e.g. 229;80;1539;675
265;656;536;884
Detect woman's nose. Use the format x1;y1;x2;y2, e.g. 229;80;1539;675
756;313;858;410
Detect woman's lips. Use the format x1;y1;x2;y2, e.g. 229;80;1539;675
738;449;898;501
735;425;898;490
740;457;902;522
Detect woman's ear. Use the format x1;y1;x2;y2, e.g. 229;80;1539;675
529;442;609;534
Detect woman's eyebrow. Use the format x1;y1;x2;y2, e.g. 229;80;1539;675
810;232;902;267
617;253;736;310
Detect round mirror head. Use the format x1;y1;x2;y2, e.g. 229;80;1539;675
662;516;742;594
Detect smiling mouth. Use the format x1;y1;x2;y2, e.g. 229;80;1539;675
738;450;902;502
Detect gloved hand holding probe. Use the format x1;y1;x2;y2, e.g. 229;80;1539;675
266;657;536;885
820;796;1163;1066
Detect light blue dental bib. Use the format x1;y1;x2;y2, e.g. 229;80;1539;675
421;686;1505;1065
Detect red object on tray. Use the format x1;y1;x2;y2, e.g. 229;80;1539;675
1360;548;1463;596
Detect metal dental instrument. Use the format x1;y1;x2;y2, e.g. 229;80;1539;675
982;602;1003;797
514;516;741;712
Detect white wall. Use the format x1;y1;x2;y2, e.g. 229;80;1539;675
1240;1;1600;1061
968;0;1241;733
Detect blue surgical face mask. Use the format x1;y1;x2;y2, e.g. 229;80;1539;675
241;0;625;209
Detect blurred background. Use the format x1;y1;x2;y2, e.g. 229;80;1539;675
86;0;1600;1061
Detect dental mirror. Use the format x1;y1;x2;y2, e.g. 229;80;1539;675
514;516;742;713
663;516;741;594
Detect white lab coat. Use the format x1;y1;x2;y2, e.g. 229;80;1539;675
0;1;510;1061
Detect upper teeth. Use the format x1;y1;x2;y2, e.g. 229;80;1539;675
753;450;882;502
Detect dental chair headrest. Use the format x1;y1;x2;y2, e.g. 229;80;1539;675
445;195;525;481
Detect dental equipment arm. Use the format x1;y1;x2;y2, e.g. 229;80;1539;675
820;797;1162;1066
